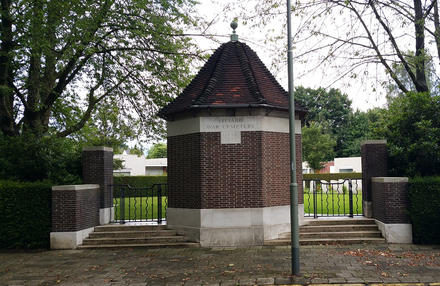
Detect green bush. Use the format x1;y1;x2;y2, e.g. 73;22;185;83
303;172;362;181
408;176;440;244
0;132;82;184
0;180;52;249
113;175;167;188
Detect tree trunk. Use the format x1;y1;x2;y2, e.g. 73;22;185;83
414;0;429;92
0;0;16;135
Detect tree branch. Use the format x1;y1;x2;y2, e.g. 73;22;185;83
433;0;440;63
368;0;420;92
56;72;132;138
344;1;409;93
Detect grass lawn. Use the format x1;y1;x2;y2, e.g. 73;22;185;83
113;196;167;221
304;192;363;216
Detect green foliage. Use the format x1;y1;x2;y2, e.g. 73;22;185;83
295;86;352;157
128;145;144;156
295;86;385;158
113;158;124;170
303;172;362;181
408;177;440;244
147;143;167;159
1;0;200;141
113;175;167;188
0;180;52;249
302;122;336;170
0;132;82;184
377;92;440;176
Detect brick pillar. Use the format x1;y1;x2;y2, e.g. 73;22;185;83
82;146;114;224
361;140;387;218
371;177;412;243
50;184;100;249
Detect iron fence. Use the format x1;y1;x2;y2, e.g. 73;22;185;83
110;183;168;224
303;178;362;217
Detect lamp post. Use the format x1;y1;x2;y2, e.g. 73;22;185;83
287;0;300;276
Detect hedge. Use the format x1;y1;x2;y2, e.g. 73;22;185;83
303;172;362;181
113;175;167;188
0;180;52;249
408;176;440;244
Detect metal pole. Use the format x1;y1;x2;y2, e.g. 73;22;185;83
287;0;300;276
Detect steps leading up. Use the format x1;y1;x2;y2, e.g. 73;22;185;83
264;217;386;246
78;224;199;249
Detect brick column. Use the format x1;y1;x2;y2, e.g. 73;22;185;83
371;177;412;243
361;140;387;218
82;146;114;224
50;185;100;249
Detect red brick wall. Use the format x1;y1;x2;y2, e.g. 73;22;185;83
168;133;202;209
200;132;263;208
371;180;410;224
52;187;100;232
262;133;303;206
167;130;303;209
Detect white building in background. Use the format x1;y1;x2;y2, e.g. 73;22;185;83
114;152;167;176
302;157;362;174
332;157;362;173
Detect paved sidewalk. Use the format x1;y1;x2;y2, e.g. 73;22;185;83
1;243;439;286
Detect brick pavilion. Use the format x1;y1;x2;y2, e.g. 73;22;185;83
158;27;306;247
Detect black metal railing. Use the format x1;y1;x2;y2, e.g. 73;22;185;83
303;175;362;217
110;183;168;224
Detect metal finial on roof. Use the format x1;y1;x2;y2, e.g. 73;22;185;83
230;21;238;42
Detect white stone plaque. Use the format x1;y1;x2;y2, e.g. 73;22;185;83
201;117;258;144
221;131;241;144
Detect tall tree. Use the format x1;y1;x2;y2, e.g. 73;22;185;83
376;92;440;176
302;122;336;171
295;86;352;157
0;0;200;139
147;143;167;159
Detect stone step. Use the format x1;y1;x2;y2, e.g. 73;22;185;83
82;236;186;245
89;230;177;238
300;224;378;233
93;224;167;232
77;242;200;250
299;231;382;239
303;218;376;226
264;237;386;246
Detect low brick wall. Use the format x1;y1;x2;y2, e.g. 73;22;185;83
50;184;100;249
371;177;412;243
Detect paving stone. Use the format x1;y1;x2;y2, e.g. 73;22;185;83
237;278;255;285
345;277;365;283
274;277;292;285
328;277;347;283
255;277;274;285
310;278;328;284
184;281;202;286
165;283;182;286
219;280;237;286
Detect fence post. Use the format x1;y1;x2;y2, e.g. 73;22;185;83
120;186;125;224
157;184;163;224
313;180;317;218
348;180;354;218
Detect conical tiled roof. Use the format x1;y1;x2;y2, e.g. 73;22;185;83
158;40;306;119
